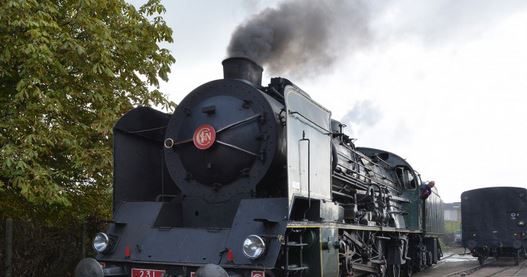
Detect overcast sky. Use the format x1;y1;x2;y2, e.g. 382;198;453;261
133;0;527;202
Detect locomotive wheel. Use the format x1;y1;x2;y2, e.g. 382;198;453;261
386;265;401;277
478;256;486;266
400;263;412;277
373;263;387;277
427;250;435;266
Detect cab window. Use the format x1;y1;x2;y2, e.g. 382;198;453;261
396;167;417;190
406;170;417;189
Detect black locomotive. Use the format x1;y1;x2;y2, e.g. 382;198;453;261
75;57;444;277
462;187;527;265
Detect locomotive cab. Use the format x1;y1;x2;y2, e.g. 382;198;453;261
395;166;418;190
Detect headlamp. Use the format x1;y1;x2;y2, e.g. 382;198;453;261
242;235;266;259
93;232;110;253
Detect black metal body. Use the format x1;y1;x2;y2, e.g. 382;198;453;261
462;187;527;264
74;57;444;277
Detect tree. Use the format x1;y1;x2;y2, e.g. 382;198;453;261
0;0;175;224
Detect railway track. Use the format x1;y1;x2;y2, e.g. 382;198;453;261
446;258;527;276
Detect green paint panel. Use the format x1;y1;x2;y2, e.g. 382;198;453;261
403;188;422;230
425;188;445;234
402;187;444;234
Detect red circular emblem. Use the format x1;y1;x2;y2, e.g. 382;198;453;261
193;124;216;150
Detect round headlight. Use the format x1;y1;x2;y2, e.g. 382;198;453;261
242;235;266;259
93;232;109;253
519;220;525;227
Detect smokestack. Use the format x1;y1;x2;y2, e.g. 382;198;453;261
222;57;263;87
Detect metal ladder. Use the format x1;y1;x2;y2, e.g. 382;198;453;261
284;230;309;276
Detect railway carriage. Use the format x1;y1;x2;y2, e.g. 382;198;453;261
462;187;527;265
75;57;443;277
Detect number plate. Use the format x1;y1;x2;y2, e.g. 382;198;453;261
131;268;165;277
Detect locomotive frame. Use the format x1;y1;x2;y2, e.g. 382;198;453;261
75;57;444;277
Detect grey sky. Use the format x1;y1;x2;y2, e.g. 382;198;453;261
131;0;527;202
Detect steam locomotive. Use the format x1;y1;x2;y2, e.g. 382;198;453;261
75;57;444;277
462;187;527;265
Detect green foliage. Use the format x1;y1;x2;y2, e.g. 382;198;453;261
444;220;461;233
0;0;175;224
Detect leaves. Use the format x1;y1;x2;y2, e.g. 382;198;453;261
0;0;175;224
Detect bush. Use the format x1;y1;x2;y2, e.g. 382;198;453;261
1;218;105;276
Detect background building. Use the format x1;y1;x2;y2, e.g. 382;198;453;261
443;202;462;245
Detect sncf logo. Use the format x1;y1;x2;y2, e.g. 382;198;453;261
193;124;216;150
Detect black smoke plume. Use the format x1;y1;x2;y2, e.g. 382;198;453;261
227;0;371;77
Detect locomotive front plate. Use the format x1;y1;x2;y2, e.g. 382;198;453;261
131;268;165;277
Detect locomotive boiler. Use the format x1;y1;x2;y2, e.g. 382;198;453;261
75;57;444;277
